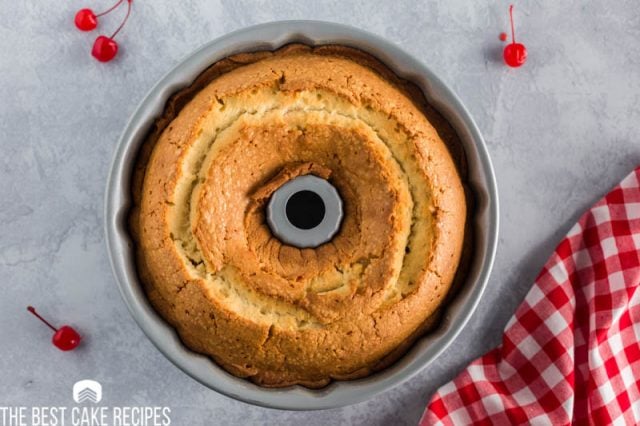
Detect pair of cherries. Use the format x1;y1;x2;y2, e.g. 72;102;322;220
74;0;133;62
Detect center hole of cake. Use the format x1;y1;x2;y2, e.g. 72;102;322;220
285;190;325;230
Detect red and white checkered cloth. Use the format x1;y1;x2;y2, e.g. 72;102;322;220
422;167;640;425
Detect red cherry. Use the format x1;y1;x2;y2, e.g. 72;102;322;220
92;36;119;62
89;0;132;63
53;326;82;351
504;43;528;67
503;5;527;68
499;32;508;42
27;306;82;351
74;0;129;32
75;9;97;31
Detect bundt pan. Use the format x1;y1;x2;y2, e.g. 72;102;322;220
105;21;498;410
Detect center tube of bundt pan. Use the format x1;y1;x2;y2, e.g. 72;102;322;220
266;175;343;249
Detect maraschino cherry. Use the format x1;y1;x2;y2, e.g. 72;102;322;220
503;5;527;68
74;0;126;32
91;0;132;62
27;306;81;351
75;9;98;31
92;36;119;62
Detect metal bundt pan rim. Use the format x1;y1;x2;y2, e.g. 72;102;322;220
105;20;499;411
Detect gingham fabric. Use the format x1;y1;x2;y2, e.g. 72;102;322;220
422;167;640;425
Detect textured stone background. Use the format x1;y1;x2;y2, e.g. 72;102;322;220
1;0;639;424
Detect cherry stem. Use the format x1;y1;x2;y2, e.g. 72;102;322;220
509;4;516;44
109;0;132;39
27;306;58;332
96;0;125;17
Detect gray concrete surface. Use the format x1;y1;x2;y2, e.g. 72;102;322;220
1;0;639;424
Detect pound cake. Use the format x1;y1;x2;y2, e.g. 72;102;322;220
130;44;467;388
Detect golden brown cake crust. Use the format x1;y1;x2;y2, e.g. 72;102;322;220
130;44;467;388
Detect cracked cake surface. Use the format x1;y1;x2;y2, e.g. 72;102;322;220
130;44;467;388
